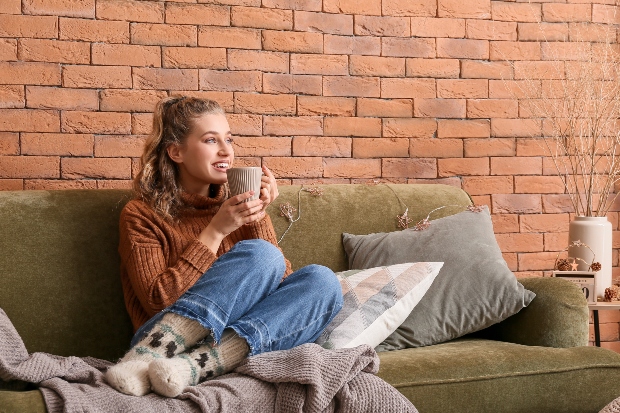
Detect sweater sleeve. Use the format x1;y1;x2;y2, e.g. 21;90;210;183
242;214;293;278
119;202;218;315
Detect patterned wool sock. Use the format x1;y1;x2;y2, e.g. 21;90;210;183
148;329;250;397
105;313;210;396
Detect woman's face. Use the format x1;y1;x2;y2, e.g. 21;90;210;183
168;112;234;196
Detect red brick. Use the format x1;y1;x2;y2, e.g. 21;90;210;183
491;156;541;175
410;138;463;158
491;213;519;233
293;178;347;185
30;180;92;190
166;3;230;25
515;175;565;194
543;232;568;252
324;35;380;56
414;99;466;118
163;47;226;69
437;38;489;59
0;0;20;14
0;109;59;132
467;99;518;118
349;56;405;77
381;38;435;58
410;17;465;38
232;136;292;157
199;27;261;50
541;42;591;62
438;157;490;176
262;0;321;11
292;137;351;157
439;0;491;18
407;177;461;187
23;0;94;18
467;20;517;41
323;0;381;15
543;3;591;23
132;113;152;135
0;14;58;38
492;1;541;22
470;195;491;209
460;61;513;79
354;16;410;37
496;233;543;253
462;175;513;195
503;253;518;271
97;180;133;189
290;54;347;75
133;68;198;90
490;80;541;99
59;17;129;43
438;119;490;138
100;90;167;113
263;31;323;54
62;111;131;134
357;98;412;118
200;70;261;92
490;41;541;61
228;114;262;136
381;78;436;99
264;156;322;178
383;118;437;138
0;156;60;178
0;39;16;61
437;79;488;99
516;138;547;157
0;86;25;109
464;138;515;157
264;116;323;136
263;74;321;95
298;96;355;116
590;323;620;343
199;0;260;6
324;158;381;178
0;62;60;86
568;22;615;42
382;158;437;178
176;91;234;112
95;135;147;157
21;133;93;156
324;117;382;137
323;76;380;98
542;194;574;213
131;23;196;46
520;213;569;233
517;22;568;41
0;132;19;155
592;4;620;24
93;43;161;67
383;0;435;16
514;61;564;80
352;138;409;158
229;49;289;73
234;93;296;115
0;179;23;190
492;194;542;214
61;157;131;179
231;6;292;30
96;0;164;23
294;11;353;36
62;65;131;88
406;58;460;78
26;86;97;111
491;118;542;137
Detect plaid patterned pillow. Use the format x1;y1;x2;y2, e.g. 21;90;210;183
315;262;443;350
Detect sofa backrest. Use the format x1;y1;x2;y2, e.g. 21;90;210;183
0;184;471;361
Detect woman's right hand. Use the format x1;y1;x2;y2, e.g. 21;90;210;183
198;191;265;253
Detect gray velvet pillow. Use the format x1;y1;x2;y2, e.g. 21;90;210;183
342;207;535;351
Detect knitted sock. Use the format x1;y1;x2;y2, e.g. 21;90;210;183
105;313;210;396
148;329;250;397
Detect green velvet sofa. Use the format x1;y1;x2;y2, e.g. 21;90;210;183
1;184;620;413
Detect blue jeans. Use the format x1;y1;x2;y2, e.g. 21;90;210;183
131;239;343;356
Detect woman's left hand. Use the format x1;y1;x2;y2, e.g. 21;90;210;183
259;165;278;210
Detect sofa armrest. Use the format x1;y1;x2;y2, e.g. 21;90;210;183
473;277;589;348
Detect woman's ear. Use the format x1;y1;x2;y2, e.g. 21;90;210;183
166;144;183;164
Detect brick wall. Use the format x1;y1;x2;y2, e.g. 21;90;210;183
0;0;619;349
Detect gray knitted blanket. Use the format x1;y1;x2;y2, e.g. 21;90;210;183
0;309;417;413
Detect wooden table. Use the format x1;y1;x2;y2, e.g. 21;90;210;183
588;302;620;346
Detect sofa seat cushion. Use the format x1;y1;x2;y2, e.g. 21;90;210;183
377;338;620;413
0;390;46;413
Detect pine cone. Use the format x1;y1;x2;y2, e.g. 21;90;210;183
555;258;571;271
605;285;620;302
590;262;602;272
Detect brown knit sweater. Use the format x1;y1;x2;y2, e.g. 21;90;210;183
118;185;293;332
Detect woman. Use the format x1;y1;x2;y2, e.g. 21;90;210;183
105;96;343;398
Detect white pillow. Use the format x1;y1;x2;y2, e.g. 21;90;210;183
315;262;443;349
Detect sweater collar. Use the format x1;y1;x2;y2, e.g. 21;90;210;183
179;185;227;210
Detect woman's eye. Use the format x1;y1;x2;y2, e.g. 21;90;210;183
226;137;234;144
204;137;216;143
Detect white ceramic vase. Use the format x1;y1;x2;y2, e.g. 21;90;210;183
568;216;613;301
